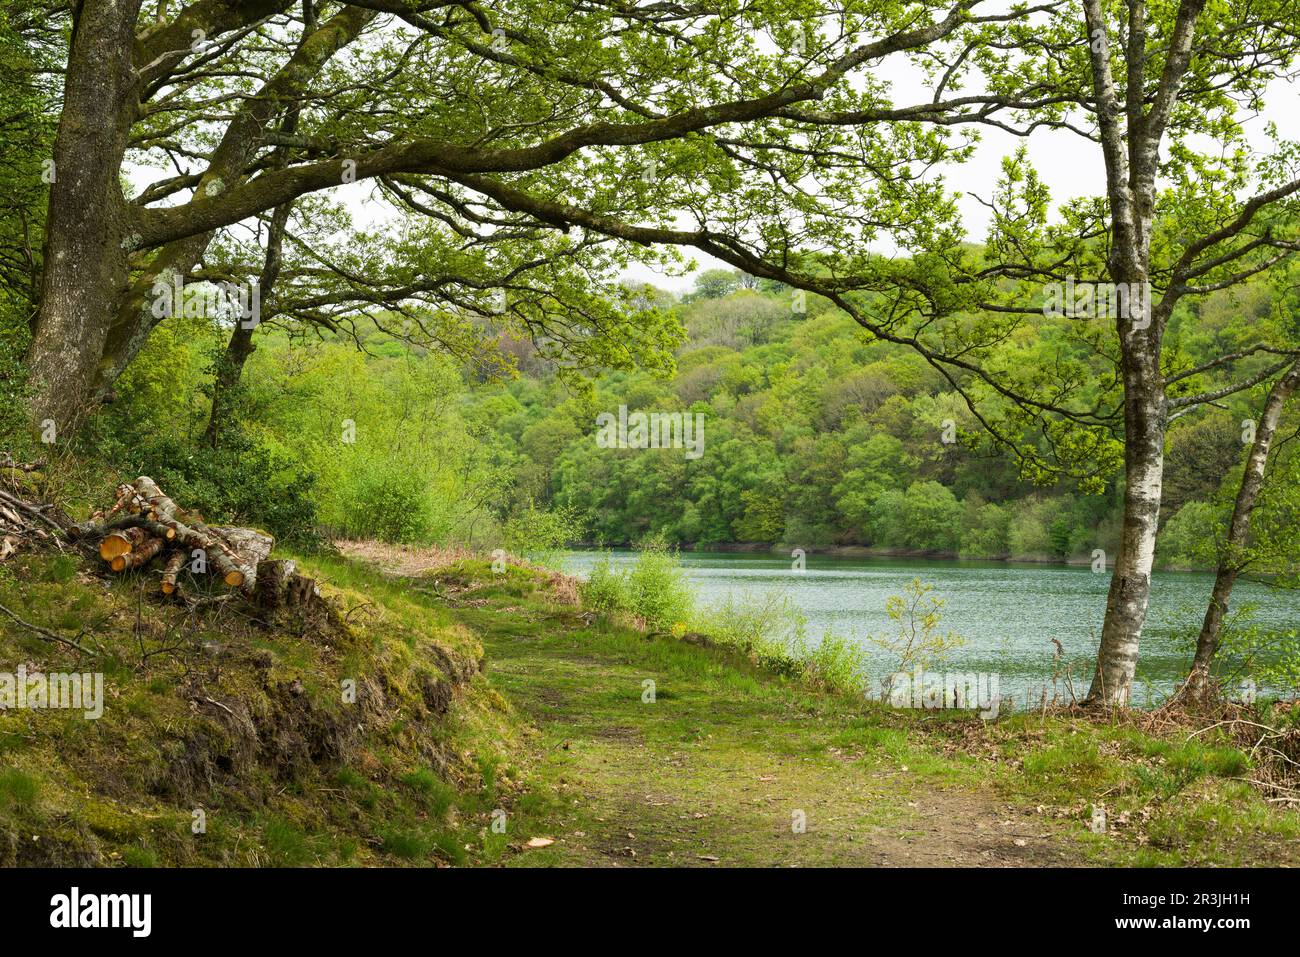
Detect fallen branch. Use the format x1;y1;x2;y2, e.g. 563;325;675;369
0;600;99;655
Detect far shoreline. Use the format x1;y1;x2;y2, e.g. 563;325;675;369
567;541;1212;573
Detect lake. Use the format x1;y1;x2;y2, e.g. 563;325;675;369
559;550;1300;706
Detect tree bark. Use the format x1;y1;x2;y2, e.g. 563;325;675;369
1088;331;1166;704
1181;359;1300;703
253;558;297;610
25;0;142;434
161;549;186;595
210;526;274;588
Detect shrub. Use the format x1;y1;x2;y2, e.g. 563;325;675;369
88;427;319;547
1007;499;1055;557
803;631;872;695
960;498;1010;558
349;467;434;543
694;590;869;692
580;540;694;631
696;589;804;657
624;539;693;629
869;578;965;673
580;552;630;614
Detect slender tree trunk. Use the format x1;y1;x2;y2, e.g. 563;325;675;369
1089;338;1166;704
1181;359;1300;703
203;101;299;449
25;0;141;435
204;324;259;449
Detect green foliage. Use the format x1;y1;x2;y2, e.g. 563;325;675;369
247;333;513;545
89;425;320;547
350;467;437;544
502;502;584;564
1157;502;1225;569
870;578;965;673
580;552;631;615
693;588;871;693
580;540;694;630
0;303;33;454
514;284;1153;560
623;540;695;629
695;590;808;664
1169;602;1300;696
801;631;873;695
0;1;55;451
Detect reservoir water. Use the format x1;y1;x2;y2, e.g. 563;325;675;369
559;550;1300;706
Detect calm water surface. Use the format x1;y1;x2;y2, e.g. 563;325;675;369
559;550;1300;706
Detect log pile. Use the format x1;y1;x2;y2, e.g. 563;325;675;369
69;477;274;596
0;471;323;615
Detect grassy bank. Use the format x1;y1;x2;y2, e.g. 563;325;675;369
0;550;527;866
3;544;1297;867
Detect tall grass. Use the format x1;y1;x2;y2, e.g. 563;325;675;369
694;590;871;694
580;539;693;630
579;548;871;696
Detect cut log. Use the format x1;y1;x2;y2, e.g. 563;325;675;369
100;526;149;561
111;536;165;572
209;526;274;589
72;477;276;594
106;484;134;519
132;475;185;525
161;550;185;594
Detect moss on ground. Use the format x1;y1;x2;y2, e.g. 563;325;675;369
0;551;527;866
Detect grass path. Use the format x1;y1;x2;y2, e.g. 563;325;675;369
325;546;1300;867
439;573;1087;867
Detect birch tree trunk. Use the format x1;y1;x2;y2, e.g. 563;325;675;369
1080;0;1209;705
1182;359;1300;703
1089;340;1166;703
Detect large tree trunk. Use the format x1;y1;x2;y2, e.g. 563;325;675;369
1182;359;1300;703
25;1;368;432
25;0;141;435
1088;340;1166;704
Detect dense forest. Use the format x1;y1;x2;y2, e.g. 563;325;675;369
34;261;1296;579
